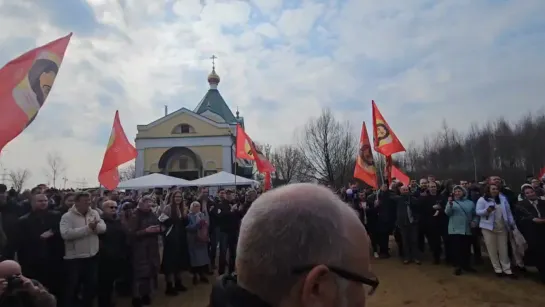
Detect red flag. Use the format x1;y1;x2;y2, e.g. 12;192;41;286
98;111;138;190
392;165;410;187
0;33;72;153
235;124;254;160
263;172;272;191
235;125;275;173
372;100;405;156
354;122;377;188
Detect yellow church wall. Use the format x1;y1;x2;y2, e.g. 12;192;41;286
136;112;231;139
143;146;224;173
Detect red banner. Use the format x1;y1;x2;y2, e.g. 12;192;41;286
354;122;377;188
0;33;72;153
235;124;275;173
372;100;405;157
98;111;138;190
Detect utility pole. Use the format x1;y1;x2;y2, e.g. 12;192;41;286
62;177;68;189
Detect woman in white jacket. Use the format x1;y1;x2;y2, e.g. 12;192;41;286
475;184;517;278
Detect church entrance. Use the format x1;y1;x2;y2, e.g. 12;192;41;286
169;171;200;181
158;146;203;182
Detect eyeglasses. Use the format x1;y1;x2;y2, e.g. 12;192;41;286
292;265;379;296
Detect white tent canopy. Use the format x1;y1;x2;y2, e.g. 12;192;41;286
117;173;192;189
189;171;257;187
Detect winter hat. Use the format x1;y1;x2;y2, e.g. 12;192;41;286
520;183;532;191
452;185;467;197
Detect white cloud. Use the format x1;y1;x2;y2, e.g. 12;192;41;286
254;23;278;38
0;0;545;189
276;2;324;38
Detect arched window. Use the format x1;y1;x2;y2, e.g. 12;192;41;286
172;123;195;134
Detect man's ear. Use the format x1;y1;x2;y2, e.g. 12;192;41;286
300;265;336;307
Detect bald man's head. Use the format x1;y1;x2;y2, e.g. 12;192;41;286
236;183;370;307
0;260;21;278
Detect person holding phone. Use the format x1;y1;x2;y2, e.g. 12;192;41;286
445;186;479;276
476;184;517;278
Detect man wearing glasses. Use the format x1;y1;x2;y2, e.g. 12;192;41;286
210;183;378;307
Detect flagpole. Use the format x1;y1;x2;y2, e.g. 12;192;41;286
375;156;384;202
231;128;237;188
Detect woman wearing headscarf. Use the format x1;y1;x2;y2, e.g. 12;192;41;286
186;201;210;285
160;190;190;295
128;195;162;307
445;185;479;275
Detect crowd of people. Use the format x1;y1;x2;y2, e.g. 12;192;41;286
0;183;259;307
339;175;545;282
0;174;543;307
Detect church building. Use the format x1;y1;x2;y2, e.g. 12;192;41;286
134;61;250;180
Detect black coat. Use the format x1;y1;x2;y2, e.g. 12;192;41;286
161;206;190;274
417;194;448;226
394;195;420;227
515;199;545;266
99;217;128;260
0;199;23;258
7;210;64;269
367;191;396;232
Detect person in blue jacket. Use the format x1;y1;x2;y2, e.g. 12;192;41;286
445;185;479;276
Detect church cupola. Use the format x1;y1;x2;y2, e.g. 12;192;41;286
193;55;238;124
208;55;220;89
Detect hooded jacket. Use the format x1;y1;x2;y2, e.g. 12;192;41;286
445;185;479;235
59;206;106;259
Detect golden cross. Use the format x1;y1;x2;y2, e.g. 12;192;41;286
210;55;217;70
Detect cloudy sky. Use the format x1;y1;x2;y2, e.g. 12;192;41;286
0;0;544;189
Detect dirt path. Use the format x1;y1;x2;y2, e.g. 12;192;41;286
118;259;545;307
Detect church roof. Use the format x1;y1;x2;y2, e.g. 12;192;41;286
194;88;237;123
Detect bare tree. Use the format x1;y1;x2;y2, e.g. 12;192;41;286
119;163;137;181
260;143;272;160
298;108;357;188
399;111;545;188
44;151;66;188
9;168;31;192
271;145;309;183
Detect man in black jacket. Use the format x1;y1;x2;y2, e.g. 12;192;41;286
97;200;127;307
368;184;396;258
5;192;64;301
396;186;421;264
417;181;444;264
210;189;238;275
0;184;23;259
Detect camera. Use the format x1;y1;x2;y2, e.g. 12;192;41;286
6;275;24;291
